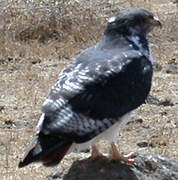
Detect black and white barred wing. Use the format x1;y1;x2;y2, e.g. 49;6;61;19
39;49;152;142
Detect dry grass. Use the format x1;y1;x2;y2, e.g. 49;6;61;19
0;0;177;179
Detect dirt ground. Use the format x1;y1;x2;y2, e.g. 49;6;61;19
0;0;177;179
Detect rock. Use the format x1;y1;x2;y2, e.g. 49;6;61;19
153;62;162;72
165;64;178;74
146;95;174;107
159;99;174;107
137;141;149;148
173;0;178;3
146;95;160;105
44;152;178;180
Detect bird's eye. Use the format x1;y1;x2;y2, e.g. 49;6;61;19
149;14;154;19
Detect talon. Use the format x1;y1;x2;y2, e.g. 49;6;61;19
109;142;136;164
90;145;107;160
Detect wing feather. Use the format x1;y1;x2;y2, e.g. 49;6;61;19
39;48;152;142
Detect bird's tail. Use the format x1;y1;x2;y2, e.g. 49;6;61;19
18;133;72;168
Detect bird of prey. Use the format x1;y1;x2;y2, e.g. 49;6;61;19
19;8;161;168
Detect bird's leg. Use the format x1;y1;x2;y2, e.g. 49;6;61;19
91;145;107;159
109;142;135;164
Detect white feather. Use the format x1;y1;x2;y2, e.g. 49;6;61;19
36;113;45;133
108;16;116;23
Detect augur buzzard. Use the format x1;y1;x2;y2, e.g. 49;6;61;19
19;8;161;167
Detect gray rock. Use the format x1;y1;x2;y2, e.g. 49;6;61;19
146;95;160;106
44;152;178;180
166;64;178;74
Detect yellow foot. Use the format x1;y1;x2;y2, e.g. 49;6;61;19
109;142;136;164
90;145;107;160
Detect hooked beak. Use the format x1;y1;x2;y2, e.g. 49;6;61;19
153;16;162;28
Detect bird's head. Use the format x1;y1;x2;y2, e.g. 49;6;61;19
105;8;162;36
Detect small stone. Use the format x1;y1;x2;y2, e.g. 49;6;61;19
137;141;149;148
166;64;178;74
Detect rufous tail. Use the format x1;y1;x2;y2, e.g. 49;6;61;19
18;133;72;168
